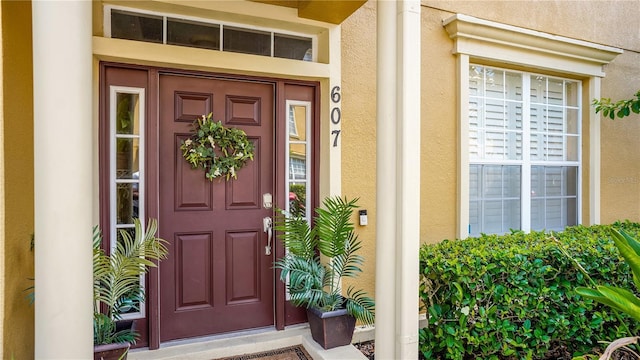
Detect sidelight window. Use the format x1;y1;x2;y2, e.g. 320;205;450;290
286;101;312;223
110;86;146;319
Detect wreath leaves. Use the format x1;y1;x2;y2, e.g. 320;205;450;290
180;113;254;181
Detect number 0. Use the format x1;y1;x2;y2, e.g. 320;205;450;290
331;107;341;124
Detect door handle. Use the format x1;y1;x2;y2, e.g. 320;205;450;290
263;217;273;255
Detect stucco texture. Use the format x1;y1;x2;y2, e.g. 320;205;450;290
2;1;34;358
340;0;640;307
340;0;377;314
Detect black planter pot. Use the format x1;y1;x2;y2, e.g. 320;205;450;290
306;307;356;349
94;319;134;360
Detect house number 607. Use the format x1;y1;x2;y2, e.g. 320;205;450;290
331;86;341;148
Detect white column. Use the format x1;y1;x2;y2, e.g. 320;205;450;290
33;1;93;359
376;0;421;358
375;0;397;359
589;76;601;225
395;1;421;358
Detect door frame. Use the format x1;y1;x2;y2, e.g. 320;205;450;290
99;62;320;349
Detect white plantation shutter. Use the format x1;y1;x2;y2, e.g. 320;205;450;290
469;65;580;236
469;164;521;236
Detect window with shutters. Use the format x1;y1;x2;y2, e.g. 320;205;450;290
468;64;581;236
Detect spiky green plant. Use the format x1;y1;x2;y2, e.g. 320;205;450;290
93;218;168;345
274;196;375;325
573;228;640;359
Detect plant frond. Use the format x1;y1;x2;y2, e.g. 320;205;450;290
94;218;168;344
274;210;316;260
346;287;375;325
331;232;365;281
315;197;359;258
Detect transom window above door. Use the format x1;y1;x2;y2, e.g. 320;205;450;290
468;65;581;236
104;6;315;62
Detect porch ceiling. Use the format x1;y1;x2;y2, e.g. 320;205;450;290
251;0;366;24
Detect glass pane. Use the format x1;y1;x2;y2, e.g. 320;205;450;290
547;79;564;106
470;164;521;235
505;72;522;101
116;183;138;224
529;166;578;231
469;165;480;198
503;166;521;197
116;138;140;179
485;99;505;129
530;76;546;104
503;199;521;231
469;129;479;159
565;167;578;196
289;105;307;141
469;65;484;96
223;26;270;56
566;135;579;161
485;68;505;99
566;198;578;226
530;198;544;229
505;102;522;130
274;34;312;61
505;131;522;160
547;135;564;161
111;10;162;43
531;166;544;197
469;98;480;128
545;199;562;229
547;106;564;133
167;18;220;50
116;93;140;135
469;200;480;236
545;167;563;196
530;133;545;161
485;131;505;159
566;109;579;134
483;200;503;234
483;166;503;198
289;183;306;218
566;81;579;107
530;104;545;132
289;150;306;181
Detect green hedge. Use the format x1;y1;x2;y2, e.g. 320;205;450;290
419;222;640;360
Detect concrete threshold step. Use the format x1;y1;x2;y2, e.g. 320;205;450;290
128;324;368;360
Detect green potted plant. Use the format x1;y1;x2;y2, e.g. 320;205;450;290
93;218;168;360
274;196;375;349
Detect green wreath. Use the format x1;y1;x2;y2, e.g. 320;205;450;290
180;113;254;181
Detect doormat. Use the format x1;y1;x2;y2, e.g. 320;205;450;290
213;345;312;360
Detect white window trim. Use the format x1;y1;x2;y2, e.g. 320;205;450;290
109;85;146;320
444;14;623;238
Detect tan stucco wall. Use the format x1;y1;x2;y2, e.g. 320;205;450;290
600;51;640;223
2;1;34;358
340;0;377;311
340;0;640;302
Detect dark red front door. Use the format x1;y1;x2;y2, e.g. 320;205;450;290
158;74;275;341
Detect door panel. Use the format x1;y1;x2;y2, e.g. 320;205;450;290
159;74;274;341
